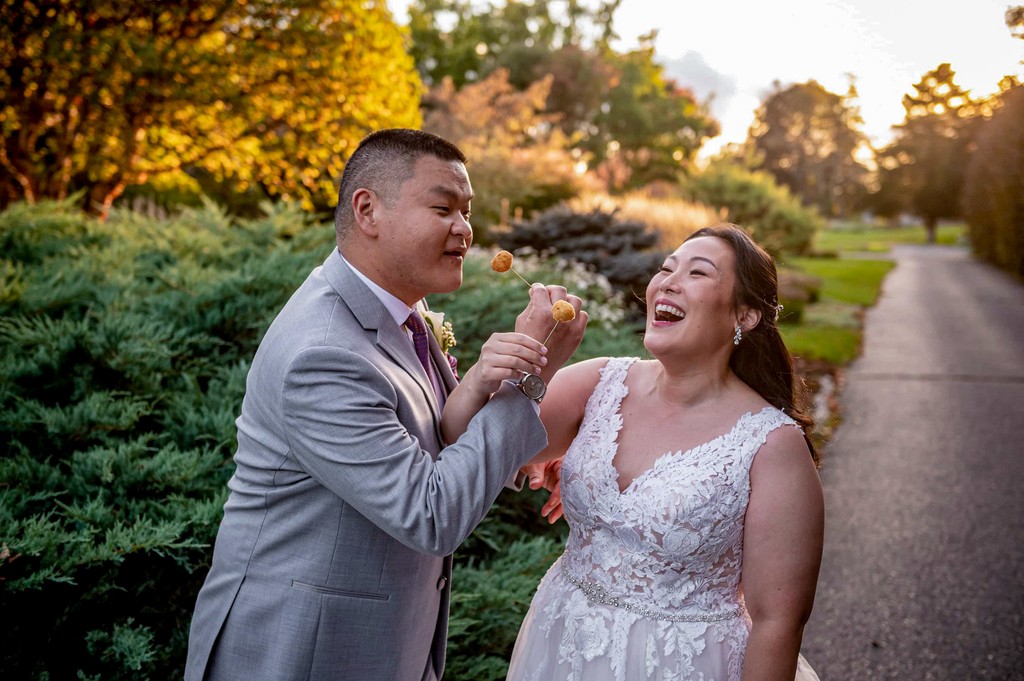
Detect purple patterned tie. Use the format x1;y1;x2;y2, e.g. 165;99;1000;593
404;310;433;377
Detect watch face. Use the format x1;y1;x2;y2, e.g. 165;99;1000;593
520;373;546;400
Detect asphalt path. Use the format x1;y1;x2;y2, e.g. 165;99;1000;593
800;245;1024;680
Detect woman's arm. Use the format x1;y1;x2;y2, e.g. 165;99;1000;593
517;357;608;523
530;356;607;464
741;425;824;681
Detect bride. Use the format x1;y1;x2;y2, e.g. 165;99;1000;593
444;224;823;680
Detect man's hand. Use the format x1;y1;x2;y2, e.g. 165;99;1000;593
521;459;564;524
515;284;587;383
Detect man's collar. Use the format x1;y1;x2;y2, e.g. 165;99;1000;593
338;251;419;326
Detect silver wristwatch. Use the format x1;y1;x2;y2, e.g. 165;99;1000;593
514;372;547;403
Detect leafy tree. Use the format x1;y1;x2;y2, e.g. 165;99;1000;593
0;0;421;216
407;0;620;88
421;69;580;243
747;80;868;218
405;1;718;185
873;64;977;241
1008;4;1024;41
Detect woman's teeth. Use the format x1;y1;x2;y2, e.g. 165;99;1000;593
654;303;685;322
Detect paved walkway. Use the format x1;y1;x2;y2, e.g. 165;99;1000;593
801;245;1024;680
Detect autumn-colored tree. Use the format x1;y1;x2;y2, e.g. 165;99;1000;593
406;1;717;187
0;0;421;216
1008;4;1024;41
422;69;579;243
747;79;868;218
873;64;977;241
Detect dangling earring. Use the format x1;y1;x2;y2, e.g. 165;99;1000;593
733;324;742;346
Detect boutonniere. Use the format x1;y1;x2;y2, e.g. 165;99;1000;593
421;309;459;379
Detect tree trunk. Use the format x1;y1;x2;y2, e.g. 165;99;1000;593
0;147;38;204
924;216;938;244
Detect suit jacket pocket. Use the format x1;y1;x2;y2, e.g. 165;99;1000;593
291;580;390;601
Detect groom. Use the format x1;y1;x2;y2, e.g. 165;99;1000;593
184;128;586;681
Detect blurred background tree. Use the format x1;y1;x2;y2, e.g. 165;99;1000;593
962;7;1024;277
871;63;976;242
746;79;869;219
407;0;718;192
421;69;579;244
408;0;619;89
0;0;421;217
962;82;1024;277
582;35;720;191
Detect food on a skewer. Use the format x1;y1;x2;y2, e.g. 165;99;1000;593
543;301;577;345
551;300;576;323
490;250;532;286
490;250;513;272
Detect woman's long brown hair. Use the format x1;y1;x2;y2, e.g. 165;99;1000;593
685;224;819;465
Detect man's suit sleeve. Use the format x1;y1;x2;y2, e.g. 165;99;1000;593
281;344;547;556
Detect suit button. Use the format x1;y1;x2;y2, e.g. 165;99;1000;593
436;576;447;590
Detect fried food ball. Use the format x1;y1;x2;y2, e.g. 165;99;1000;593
490;250;513;273
552;300;576;322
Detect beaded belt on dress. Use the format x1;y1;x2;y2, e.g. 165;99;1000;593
561;563;744;623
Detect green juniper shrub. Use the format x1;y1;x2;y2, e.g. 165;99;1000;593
0;201;331;679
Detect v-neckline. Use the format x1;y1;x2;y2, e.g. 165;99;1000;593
603;362;771;495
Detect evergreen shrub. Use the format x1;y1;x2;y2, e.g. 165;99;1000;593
0;200;331;679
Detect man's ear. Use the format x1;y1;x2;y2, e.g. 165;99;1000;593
738;305;762;333
351;188;379;237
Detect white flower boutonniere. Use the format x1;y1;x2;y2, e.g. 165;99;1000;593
421;310;457;354
421;309;459;379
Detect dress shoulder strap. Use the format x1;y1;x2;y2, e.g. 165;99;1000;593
597;356;637;386
733;407;802;471
581;357;638;423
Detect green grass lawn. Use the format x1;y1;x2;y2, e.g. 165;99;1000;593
780;324;862;366
788;257;896;306
779;256;895;365
814;222;966;253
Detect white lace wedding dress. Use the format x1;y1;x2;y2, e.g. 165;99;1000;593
507;358;820;681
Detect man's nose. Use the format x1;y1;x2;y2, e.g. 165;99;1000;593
452;214;472;239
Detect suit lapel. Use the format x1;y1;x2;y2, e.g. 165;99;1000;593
323;250;444;433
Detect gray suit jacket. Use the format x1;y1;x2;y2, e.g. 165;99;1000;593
185;249;547;681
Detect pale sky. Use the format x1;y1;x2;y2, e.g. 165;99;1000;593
388;0;1023;158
